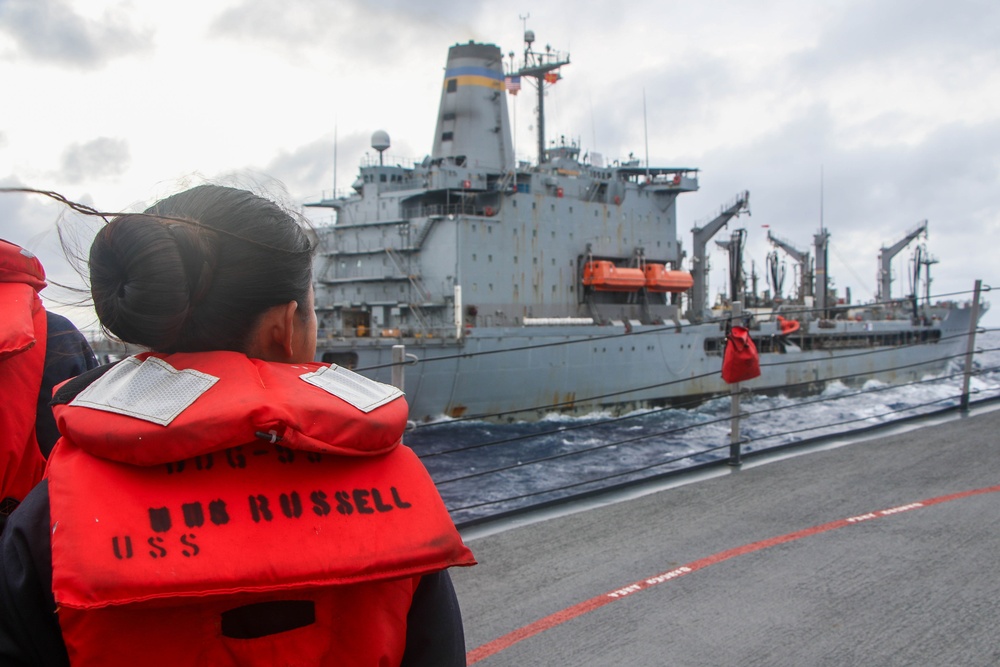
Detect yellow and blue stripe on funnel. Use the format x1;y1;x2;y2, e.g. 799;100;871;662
444;66;504;91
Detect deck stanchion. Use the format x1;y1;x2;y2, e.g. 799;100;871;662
729;303;743;466
960;280;982;411
392;344;406;391
729;388;742;466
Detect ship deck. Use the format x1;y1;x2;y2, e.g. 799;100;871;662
454;401;1000;665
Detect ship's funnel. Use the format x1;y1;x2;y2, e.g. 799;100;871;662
431;41;514;172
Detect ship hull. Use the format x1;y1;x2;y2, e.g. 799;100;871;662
317;306;975;423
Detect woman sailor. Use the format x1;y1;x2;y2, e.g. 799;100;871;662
0;184;474;666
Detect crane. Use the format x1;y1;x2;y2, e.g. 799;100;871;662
877;220;928;303
766;230;813;303
688;190;750;322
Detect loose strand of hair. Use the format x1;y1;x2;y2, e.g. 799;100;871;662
0;187;314;256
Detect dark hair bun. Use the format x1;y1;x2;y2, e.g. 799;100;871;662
90;215;217;350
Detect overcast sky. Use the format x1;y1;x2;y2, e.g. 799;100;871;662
2;0;997;328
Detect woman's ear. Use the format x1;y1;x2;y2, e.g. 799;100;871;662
244;300;299;362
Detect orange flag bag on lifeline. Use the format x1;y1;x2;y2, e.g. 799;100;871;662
722;324;761;384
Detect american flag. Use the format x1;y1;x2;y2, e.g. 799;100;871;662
504;75;521;94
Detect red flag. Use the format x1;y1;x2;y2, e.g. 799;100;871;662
544;71;559;84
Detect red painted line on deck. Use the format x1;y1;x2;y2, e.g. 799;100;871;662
467;484;1000;664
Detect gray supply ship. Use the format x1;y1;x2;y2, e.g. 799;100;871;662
306;32;983;423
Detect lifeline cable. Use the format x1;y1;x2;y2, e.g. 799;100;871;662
441;387;965;493
445;392;987;516
438;368;1000;516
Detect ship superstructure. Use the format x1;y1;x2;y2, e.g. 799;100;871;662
309;38;697;340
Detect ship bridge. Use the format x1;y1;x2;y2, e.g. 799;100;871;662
614;166;700;192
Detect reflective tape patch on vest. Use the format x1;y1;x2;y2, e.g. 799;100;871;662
68;355;219;426
300;365;404;413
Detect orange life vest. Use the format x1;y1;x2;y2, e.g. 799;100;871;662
0;239;48;517
47;351;475;666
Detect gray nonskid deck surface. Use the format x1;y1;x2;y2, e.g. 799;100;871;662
452;407;1000;666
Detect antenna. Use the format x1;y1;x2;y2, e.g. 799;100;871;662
643;88;650;178
333;121;338;197
819;164;825;232
520;12;531;64
589;93;597;156
509;50;517;160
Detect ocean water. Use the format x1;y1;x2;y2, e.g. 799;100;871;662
407;330;1000;524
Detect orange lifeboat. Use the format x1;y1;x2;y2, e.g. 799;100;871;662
582;260;646;292
643;264;694;293
776;315;800;335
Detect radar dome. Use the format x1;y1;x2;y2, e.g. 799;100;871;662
371;130;391;152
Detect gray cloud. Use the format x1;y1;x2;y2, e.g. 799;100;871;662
60;137;130;184
258;129;429;209
681;105;1000;302
0;179;94;295
207;0;494;72
264;138;340;199
0;178;46;246
789;0;1000;80
0;0;151;68
579;53;738;159
210;0;483;41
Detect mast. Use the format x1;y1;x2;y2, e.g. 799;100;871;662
813;228;830;317
515;30;570;165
